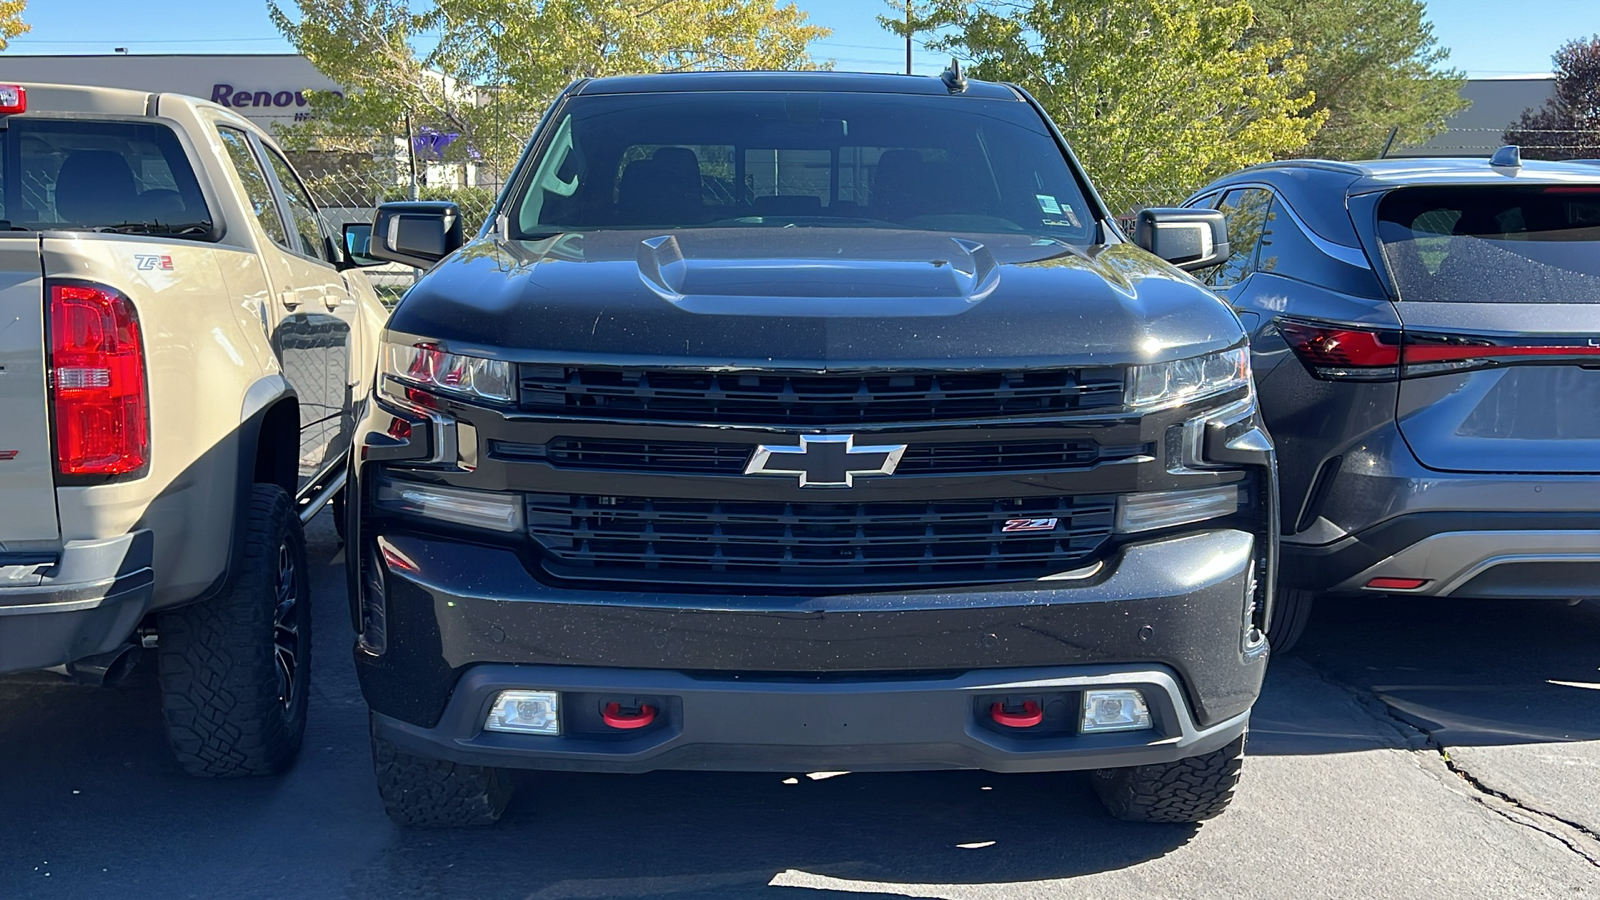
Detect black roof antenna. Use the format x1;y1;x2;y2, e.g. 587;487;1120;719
1489;145;1523;170
940;58;968;94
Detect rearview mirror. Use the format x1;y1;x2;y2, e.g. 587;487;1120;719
369;201;465;269
341;222;383;268
1134;208;1229;272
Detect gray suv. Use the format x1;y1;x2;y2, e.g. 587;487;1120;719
1189;151;1600;650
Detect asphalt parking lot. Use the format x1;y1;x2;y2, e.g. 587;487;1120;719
4;515;1599;899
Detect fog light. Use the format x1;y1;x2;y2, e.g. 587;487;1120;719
1081;689;1152;734
375;474;523;532
485;690;560;735
1115;486;1239;534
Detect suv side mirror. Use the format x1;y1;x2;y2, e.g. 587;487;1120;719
369;201;465;269
1135;208;1229;272
341;222;384;268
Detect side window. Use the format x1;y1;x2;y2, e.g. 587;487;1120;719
263;147;330;263
218;127;289;248
1210;188;1274;288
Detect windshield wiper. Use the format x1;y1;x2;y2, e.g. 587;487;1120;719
96;221;213;237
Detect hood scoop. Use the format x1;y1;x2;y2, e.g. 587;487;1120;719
636;233;1001;317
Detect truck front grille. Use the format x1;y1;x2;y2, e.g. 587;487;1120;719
517;366;1124;424
492;437;1150;476
525;494;1116;588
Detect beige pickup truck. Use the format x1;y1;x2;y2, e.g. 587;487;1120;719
0;83;387;776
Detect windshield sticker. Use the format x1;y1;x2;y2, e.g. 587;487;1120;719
1036;194;1063;215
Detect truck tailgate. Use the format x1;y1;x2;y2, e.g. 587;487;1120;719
0;238;60;543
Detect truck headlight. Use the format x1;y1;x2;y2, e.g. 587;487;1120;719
384;341;514;404
1128;347;1250;410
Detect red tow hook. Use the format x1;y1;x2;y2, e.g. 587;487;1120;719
602;702;657;730
990;700;1043;729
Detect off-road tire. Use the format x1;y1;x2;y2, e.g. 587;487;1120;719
371;719;513;827
158;484;311;777
1092;734;1246;823
1268;587;1315;654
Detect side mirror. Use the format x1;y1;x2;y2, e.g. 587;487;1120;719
1135;208;1229;272
340;222;384;268
369;201;465;269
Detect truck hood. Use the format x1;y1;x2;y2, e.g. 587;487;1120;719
387;228;1243;368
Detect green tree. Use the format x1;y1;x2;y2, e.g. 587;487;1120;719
1246;0;1467;159
1;0;30;51
923;0;1324;213
1505;35;1600;160
270;0;830;181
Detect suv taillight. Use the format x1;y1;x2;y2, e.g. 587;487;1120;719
1277;319;1400;382
46;281;149;477
1280;317;1600;382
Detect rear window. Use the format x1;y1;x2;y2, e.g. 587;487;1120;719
1377;186;1600;303
0;118;212;237
511;91;1097;242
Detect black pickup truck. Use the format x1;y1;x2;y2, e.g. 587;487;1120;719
342;69;1277;827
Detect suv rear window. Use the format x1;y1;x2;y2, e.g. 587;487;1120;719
0;118;212;237
1377;185;1600;302
512;91;1096;242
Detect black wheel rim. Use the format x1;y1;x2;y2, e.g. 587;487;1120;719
272;541;301;709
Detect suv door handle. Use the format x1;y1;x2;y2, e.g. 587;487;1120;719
322;291;345;312
280;289;305;311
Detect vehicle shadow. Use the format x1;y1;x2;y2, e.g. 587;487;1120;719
345;767;1199;899
1273;594;1600;750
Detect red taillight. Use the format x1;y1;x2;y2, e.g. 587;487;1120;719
0;84;24;115
1365;577;1429;591
47;282;149;477
1402;333;1600;375
1277;319;1401;381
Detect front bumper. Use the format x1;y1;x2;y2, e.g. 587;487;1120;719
355;526;1268;771
372;663;1252;775
0;531;154;674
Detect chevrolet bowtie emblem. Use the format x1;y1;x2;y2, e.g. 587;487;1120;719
744;434;908;488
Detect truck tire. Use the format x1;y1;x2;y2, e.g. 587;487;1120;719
1268;587;1315;654
157;483;311;777
371;720;513;827
1092;734;1246;823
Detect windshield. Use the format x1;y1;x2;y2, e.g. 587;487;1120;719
1377;185;1600;303
510;91;1098;242
0;118;213;237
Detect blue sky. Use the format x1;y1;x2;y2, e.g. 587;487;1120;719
4;0;1590;78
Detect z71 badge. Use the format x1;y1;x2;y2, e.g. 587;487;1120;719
134;254;174;271
1002;517;1059;533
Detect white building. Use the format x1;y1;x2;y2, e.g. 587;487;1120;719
0;53;482;187
0;53;342;130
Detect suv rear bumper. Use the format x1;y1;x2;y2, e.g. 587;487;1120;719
371;664;1252;775
0;530;154;674
354;526;1269;770
1283;512;1600;599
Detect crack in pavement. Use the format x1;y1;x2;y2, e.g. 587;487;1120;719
1291;657;1600;869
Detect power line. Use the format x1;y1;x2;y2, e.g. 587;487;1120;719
9;37;289;45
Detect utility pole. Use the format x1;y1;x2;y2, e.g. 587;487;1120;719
905;1;913;75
